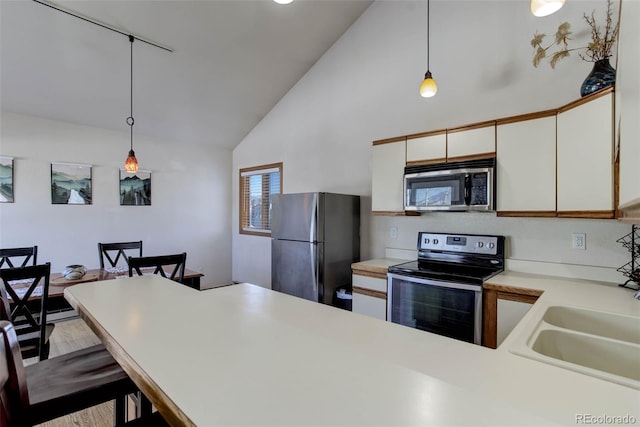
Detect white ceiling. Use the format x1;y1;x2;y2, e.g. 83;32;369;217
0;0;372;150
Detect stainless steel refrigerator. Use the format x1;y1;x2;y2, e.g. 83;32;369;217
271;192;360;306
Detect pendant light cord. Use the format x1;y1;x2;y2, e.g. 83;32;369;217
127;35;134;152
426;0;430;71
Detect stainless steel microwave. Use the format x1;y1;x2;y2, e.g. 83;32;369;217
404;158;495;212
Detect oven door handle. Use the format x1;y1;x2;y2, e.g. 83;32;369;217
386;273;483;292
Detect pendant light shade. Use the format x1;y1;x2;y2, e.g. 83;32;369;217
125;149;138;172
419;0;437;98
124;35;139;173
420;71;438;98
530;0;565;17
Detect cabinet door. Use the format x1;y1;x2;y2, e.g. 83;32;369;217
496;299;533;347
352;274;387;320
372;139;405;213
406;132;446;165
557;92;614;217
496;116;556;215
352;293;387;320
447;124;496;161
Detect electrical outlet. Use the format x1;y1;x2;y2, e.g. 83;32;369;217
390;227;398;240
572;233;586;250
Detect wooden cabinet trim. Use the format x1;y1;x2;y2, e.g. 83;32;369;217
353;286;387;300
446;120;496;134
352;269;387;280
372;136;406;146
558;86;614;113
445;152;496;163
497;211;557;218
496;109;558;126
557;210;615;219
482;288;498;349
483;283;544;297
406;129;447;140
406;157;448;167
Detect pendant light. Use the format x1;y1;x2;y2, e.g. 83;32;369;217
530;0;565;17
124;35;139;173
419;0;437;98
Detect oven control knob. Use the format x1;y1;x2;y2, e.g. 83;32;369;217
433;239;439;245
424;238;430;245
477;242;484;248
488;242;495;249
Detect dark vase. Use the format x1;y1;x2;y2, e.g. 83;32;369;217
580;58;616;97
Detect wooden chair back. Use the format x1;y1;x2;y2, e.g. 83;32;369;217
128;253;187;284
0;263;51;360
0;320;30;427
98;241;142;269
0;247;38;269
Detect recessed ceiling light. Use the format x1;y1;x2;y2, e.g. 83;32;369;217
274;0;294;4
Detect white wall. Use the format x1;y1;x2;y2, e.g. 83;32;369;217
617;0;640;206
0;112;232;286
232;0;637;288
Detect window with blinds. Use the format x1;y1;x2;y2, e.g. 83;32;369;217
239;163;282;236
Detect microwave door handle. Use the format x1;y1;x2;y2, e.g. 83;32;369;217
464;174;472;205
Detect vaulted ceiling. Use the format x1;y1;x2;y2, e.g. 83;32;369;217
0;0;372;150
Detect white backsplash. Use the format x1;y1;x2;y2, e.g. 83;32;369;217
372;213;632;284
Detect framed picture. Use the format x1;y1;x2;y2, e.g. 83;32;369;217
120;169;151;206
51;162;92;205
0;156;14;203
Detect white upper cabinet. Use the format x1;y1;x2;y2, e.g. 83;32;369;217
496;114;556;215
406;131;446;165
447;123;496;161
372;138;406;213
556;90;614;217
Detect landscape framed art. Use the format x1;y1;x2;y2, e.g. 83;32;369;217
0;156;14;203
51;162;92;204
120;169;151;206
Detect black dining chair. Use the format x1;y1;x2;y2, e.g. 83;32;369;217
0;246;38;269
128;253;187;284
0;320;168;427
0;263;54;361
99;241;143;269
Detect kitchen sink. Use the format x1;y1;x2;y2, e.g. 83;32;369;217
531;329;640;384
543;305;640;344
511;305;640;389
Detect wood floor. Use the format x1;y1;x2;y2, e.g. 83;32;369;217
27;317;118;427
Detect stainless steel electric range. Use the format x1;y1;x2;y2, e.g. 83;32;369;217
387;232;505;345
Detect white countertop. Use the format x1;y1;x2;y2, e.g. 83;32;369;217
65;272;640;426
349;260;640;425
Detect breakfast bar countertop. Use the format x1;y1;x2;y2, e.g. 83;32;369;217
66;272;640;426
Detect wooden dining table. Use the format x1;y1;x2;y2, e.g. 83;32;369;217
64;275;550;427
9;267;204;316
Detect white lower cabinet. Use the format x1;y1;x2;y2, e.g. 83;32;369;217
496;299;533;347
352;274;387;321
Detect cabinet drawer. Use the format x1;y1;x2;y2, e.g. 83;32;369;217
352;274;387;293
